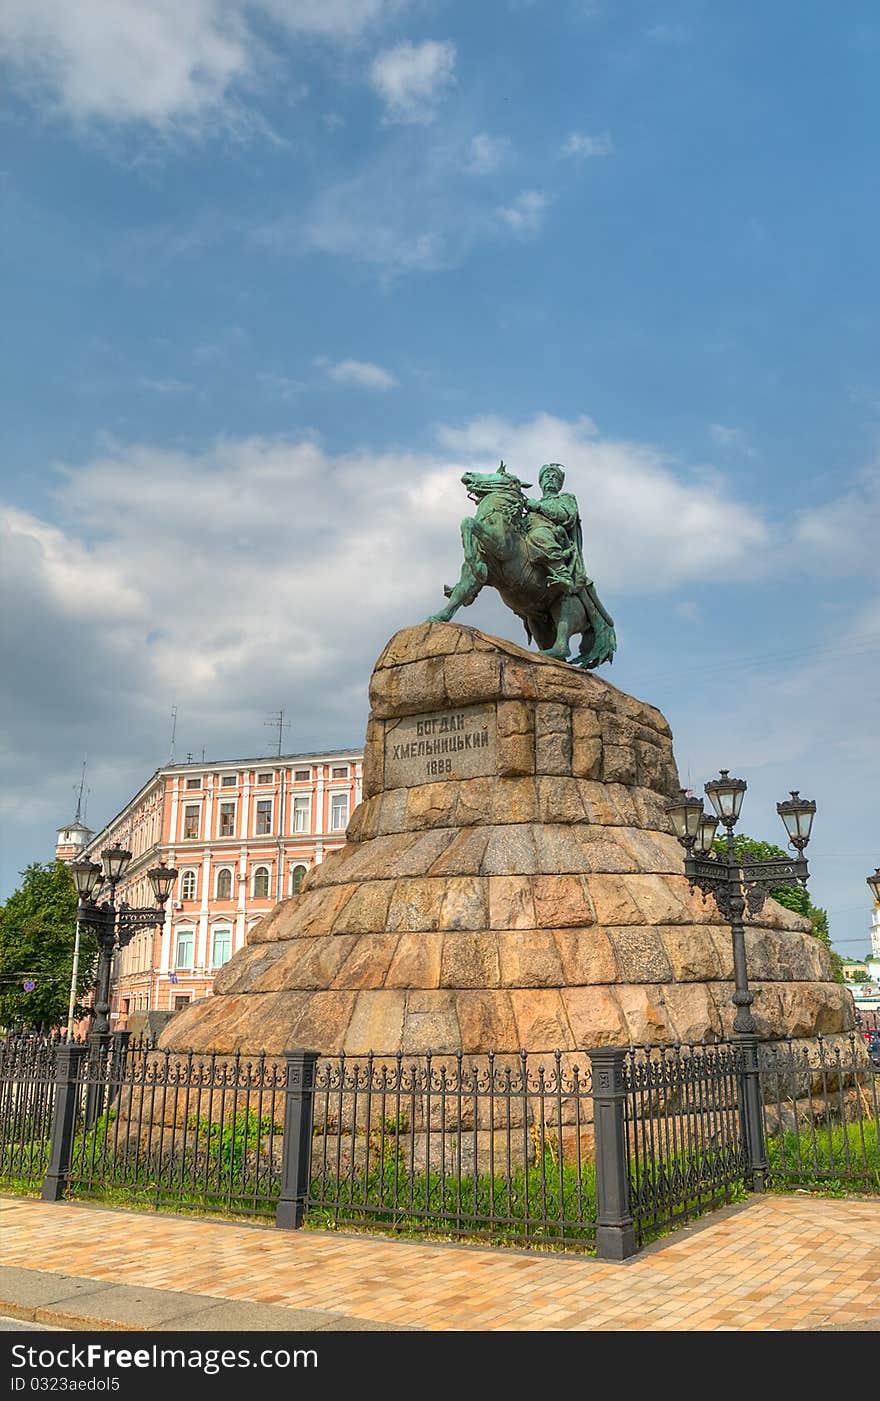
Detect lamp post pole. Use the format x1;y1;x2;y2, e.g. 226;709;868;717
65;907;85;1044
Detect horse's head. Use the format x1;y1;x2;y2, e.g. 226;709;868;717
461;462;531;504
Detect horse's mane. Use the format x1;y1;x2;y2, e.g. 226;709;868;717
475;476;529;531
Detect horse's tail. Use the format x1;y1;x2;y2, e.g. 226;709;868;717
575;585;617;669
575;615;617;669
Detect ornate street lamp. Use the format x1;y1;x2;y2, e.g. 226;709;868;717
100;844;133;889
866;868;880;904
667;771;816;1038
78;850;178;1041
664;790;705;849
776;792;816;854
665;771;817;1191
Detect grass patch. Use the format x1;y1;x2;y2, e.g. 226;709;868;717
766;1117;880;1194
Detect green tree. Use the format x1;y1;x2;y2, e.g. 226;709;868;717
0;861;98;1032
712;834;843;983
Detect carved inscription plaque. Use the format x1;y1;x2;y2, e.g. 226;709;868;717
385;703;496;789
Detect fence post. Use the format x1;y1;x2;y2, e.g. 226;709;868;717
588;1046;637;1261
83;1031;111;1132
41;1042;88;1202
736;1032;768;1192
276;1048;319;1229
107;1031;130;1109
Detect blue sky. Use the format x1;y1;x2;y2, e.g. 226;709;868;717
1;0;879;958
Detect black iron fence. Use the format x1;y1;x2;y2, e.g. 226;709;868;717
2;1030;878;1258
67;1045;287;1217
303;1049;597;1250
0;1035;58;1190
624;1040;749;1246
761;1033;880;1192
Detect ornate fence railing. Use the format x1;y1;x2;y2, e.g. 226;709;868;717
0;1035;60;1190
66;1045;287;1217
761;1033;880;1191
623;1040;748;1246
304;1049;597;1250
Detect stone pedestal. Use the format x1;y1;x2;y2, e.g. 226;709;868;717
160;623;852;1056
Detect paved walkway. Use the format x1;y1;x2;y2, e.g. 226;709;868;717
1;1194;878;1331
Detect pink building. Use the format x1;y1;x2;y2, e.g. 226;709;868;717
72;749;362;1027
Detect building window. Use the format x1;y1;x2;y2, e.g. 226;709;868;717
173;995;191;1011
330;793;349;831
215;868;233;900
294;768;310;781
219;802;235;837
331;765;349;779
257;772;273;784
253;866;270;898
211;929;232;968
175;929;194;970
291;864;308;895
183;805;200;839
255;799;272;835
221;774;236;787
185;776;202;789
292;795;310;833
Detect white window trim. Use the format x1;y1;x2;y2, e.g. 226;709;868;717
254;797;274;837
182;802;201;841
329;792;350;831
217;800;237;839
291;794;311;834
290;863;309;895
215;867;234;900
210;927;233;968
174;927;195;971
179;863;198;896
252;865;272;898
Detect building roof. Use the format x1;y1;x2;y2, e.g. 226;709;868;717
56;820;94;836
162;747;362;772
83;747;365;851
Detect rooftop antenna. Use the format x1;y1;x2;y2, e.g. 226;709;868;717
264;710;292;758
73;757;90;824
169;705;178;764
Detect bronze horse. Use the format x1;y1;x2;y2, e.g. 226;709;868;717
428;465;616;668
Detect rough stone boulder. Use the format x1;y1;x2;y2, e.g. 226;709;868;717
160;623;852;1056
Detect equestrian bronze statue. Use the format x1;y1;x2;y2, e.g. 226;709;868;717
428;462;616;669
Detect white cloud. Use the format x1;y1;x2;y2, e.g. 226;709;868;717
708;423;756;458
794;464;880;578
255;132;523;277
497;190;549;237
466;132;509;174
318;358;398;389
561;131;614;160
369;39;456;124
0;0;407;130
